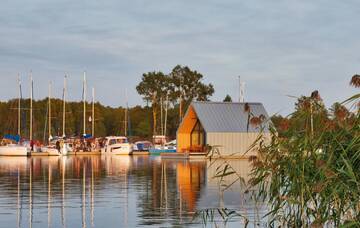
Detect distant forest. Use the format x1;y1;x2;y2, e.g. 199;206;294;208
0;98;182;141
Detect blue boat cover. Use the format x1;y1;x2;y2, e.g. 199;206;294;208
4;134;20;142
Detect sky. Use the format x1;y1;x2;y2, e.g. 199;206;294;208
0;0;359;115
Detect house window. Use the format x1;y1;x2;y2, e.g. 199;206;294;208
191;120;205;147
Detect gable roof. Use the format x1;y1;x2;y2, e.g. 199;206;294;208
190;101;270;133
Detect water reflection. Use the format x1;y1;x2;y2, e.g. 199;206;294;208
0;156;263;227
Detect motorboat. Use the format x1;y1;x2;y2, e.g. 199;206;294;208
133;141;152;151
101;136;133;155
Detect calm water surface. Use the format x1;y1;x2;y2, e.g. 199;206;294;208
0;156;266;228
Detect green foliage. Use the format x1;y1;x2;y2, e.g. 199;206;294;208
168;65;214;106
0;98;179;141
223;95;232;102
136;65;215;134
136;71;169;104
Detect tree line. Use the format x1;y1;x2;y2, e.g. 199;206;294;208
0;65;215;141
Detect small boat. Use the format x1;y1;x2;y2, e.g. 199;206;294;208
101;136;133;155
133;141;152;151
149;139;177;154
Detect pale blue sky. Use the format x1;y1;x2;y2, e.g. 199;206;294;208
0;0;358;115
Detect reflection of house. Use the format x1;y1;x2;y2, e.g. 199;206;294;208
177;102;270;157
176;161;206;211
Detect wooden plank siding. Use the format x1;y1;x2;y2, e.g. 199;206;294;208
206;132;270;158
177;105;198;152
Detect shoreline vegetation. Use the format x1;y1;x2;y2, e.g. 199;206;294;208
200;75;360;227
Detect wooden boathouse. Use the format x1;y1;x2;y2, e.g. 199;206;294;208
176;101;271;158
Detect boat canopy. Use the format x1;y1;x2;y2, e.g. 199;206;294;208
3;134;20;142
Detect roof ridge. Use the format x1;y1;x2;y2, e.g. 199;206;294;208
192;101;263;105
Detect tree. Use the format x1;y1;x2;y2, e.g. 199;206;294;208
168;65;214;121
223;95;232;102
136;71;169;135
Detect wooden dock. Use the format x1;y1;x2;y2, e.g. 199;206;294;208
67;151;102;156
28;151;102;156
29;152;49;156
160;152;207;160
131;151;150;155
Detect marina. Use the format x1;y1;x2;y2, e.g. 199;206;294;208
0;0;359;225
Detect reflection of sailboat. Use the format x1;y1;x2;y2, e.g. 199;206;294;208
160;162;168;211
61;156;66;228
29;158;33;228
17;168;21;228
48;163;52;227
82;163;86;228
90;159;94;228
0;156;28;169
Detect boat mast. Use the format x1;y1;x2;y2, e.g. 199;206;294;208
160;96;163;136
17;74;21;136
91;87;95;137
48;82;52;142
164;93;168;137
124;89;128;137
30;71;33;141
83;72;86;136
62;75;67;137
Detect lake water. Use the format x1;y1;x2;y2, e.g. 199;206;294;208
0;156;267;228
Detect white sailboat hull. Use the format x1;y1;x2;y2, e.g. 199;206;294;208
41;147;60;156
0;145;28;156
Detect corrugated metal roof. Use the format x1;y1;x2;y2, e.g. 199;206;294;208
191;102;270;133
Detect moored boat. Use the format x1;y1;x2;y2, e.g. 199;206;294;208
101;136;133;155
133;141;152;151
149;137;177;154
0;138;28;156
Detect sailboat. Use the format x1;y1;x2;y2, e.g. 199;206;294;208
0;75;29;156
41;82;61;156
41;76;70;156
149;94;176;154
61;75;70;155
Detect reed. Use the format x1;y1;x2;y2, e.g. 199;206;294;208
250;81;360;226
197;76;360;227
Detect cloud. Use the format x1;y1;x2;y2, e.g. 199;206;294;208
0;0;358;115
